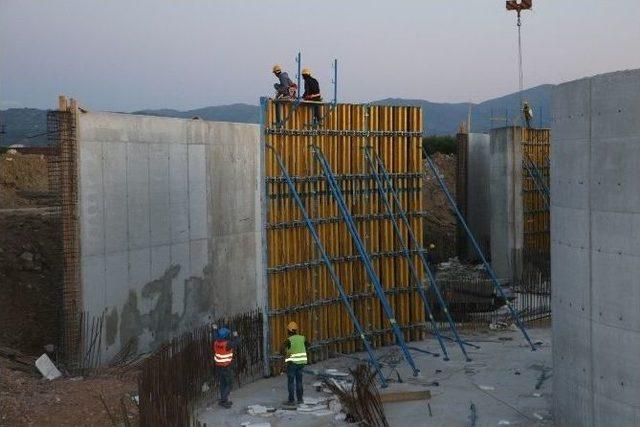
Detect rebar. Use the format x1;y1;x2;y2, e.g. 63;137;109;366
323;364;389;427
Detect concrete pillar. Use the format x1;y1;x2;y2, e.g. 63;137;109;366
457;132;491;261
489;126;524;283
552;69;640;426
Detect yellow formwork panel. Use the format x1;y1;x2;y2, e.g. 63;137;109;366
263;100;425;370
521;128;550;260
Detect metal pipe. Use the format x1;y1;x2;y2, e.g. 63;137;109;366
267;143;388;387
312;144;420;376
422;148;536;351
370;148;472;361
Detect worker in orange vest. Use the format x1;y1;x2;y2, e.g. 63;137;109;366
212;324;240;408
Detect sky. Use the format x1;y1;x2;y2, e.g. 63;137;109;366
1;0;639;111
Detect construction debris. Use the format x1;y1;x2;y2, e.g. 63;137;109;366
35;353;62;380
323;364;389;427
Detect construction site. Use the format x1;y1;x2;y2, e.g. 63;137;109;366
1;1;640;426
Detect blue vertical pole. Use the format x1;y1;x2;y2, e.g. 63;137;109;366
422;148;536;351
333;59;338;106
259;97;271;377
312;145;420;376
296;52;301;102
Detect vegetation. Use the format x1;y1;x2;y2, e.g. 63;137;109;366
423;135;457;155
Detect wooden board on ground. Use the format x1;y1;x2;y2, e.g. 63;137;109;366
380;389;431;403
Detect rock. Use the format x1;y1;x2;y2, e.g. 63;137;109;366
19;252;34;262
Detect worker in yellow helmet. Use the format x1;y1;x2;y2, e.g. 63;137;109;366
301;67;322;125
272;64;297;100
280;321;310;406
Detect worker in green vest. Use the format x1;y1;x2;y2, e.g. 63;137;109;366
280;321;309;405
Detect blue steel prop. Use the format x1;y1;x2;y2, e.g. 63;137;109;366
332;59;338;106
296;52;301;102
311;144;420;376
362;146;449;360
367;147;473;361
422;147;536;351
266;143;388;387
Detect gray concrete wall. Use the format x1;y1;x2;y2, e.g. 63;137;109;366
489;127;523;282
552;69;640;426
77;112;261;361
465;133;491;260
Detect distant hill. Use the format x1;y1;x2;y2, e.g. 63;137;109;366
0;108;49;146
0;85;553;146
133;103;260;124
375;84;554;135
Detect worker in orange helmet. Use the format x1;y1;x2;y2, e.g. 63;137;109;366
280;321;310;406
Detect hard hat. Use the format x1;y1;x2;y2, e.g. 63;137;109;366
301;67;312;76
429;243;436;249
272;64;282;73
218;327;231;339
287;321;298;332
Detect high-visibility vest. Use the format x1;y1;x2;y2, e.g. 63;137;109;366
285;334;308;365
213;339;234;367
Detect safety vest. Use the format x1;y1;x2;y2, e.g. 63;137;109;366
213;339;234;367
285;334;308;365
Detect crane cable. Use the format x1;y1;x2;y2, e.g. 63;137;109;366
517;12;524;95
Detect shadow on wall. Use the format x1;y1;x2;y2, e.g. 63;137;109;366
104;264;214;356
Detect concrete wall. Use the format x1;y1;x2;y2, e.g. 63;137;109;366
77;112;261;361
552;69;640;427
464;133;491;260
489;127;523;282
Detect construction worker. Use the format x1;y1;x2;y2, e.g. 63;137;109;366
272;65;297;100
280;321;309;405
212;324;240;408
301;68;322;124
522;101;534;128
301;68;321;102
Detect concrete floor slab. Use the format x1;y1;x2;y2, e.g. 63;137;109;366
197;327;552;427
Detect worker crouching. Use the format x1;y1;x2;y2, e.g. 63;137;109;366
212;324;240;408
281;321;310;406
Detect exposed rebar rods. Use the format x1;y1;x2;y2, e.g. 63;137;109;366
138;310;263;427
323;364;389;427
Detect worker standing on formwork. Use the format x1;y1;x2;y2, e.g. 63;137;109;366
522;101;534;128
212;324;240;408
281;321;309;406
301;68;322;124
272;65;297;100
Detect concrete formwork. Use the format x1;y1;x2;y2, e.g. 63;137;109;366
552;69;640;426
76;112;261;361
456;132;491;261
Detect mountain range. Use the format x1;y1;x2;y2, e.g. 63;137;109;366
0;85;552;147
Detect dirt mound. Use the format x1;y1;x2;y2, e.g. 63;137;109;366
0;153;51;209
0;211;62;355
422;153;456;229
0;363;138;427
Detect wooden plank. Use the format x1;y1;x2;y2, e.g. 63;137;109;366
380;389;431;403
